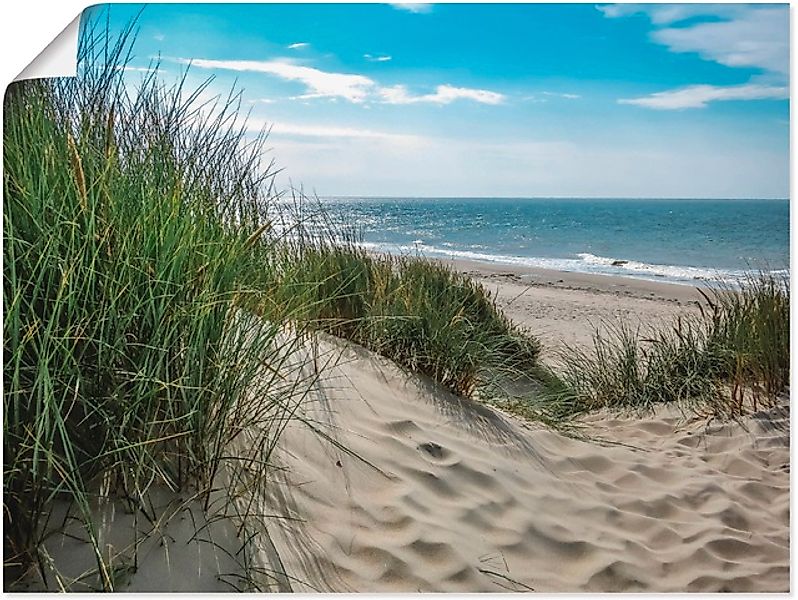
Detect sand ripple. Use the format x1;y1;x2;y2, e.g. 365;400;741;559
259;341;789;593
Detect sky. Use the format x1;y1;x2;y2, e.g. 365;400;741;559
84;3;789;198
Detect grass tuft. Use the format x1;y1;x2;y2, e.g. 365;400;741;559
548;272;789;419
252;214;543;400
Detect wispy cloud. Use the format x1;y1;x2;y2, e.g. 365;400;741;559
597;4;738;26
179;58;376;103
178;57;505;106
390;3;433;14
287;42;310;50
619;83;788;110
116;66;168;74
599;4;788;76
601;4;788;110
653;7;788;76
364;53;392;62
247;118;423;145
543;91;581;100
380;84;505;105
270;122;420;142
523;91;581;103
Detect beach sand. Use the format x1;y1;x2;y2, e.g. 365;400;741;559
258;263;789;593
446;258;705;354
22;264;789;592
16;487;250;592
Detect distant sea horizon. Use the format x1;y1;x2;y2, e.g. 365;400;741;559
324;196;790;201
316;197;790;286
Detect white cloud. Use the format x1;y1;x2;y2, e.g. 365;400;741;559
364;54;392;62
178;57;505;107
599;4;788;76
117;66;159;73
653;7;788;76
287;42;310;50
601;4;788;110
523;91;581;103
380;84;505;105
180;58;377;103
619;83;788;110
597;4;738;26
390;3;433;14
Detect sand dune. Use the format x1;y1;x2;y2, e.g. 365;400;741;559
16;267;789;592
259;338;789;592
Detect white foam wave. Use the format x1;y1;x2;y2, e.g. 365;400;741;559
357;242;758;286
574;253;746;282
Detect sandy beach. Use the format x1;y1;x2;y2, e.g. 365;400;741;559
445;259;705;354
253;266;789;593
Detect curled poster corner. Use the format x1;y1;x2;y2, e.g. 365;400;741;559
14;13;81;82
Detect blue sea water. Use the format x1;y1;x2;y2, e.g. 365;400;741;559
318;197;790;285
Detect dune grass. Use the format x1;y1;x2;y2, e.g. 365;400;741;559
547;272;789;419
252;220;543;400
700;273;790;411
3;21;306;590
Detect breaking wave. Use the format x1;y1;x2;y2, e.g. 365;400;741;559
356;242;778;286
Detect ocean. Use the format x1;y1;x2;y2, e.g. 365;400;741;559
317;197;790;286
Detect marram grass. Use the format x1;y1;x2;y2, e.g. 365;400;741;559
255;228;542;400
546;272;789;419
3;20;298;589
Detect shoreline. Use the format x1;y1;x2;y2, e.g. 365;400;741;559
438;257;704;356
365;249;707;303
355;239;781;289
441;257;705;304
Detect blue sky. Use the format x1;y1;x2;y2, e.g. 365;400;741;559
85;3;789;198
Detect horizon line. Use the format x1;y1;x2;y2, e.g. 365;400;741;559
313;195;789;201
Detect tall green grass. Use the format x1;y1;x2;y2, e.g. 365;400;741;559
700;273;790;411
548;272;789;419
254;220;543;400
3;20;300;589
